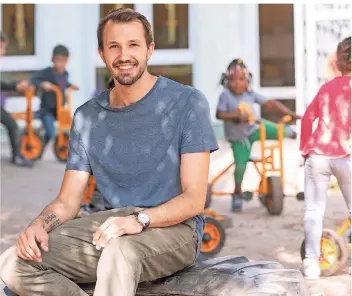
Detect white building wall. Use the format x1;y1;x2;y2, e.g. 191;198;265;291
34;4;99;111
190;4;245;122
1;3;299;140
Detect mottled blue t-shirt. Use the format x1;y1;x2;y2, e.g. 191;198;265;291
216;89;268;141
66;76;219;253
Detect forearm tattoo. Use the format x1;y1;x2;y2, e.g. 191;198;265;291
43;213;61;232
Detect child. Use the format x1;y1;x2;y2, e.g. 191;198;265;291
300;37;351;280
216;58;299;212
30;45;78;155
0;31;33;167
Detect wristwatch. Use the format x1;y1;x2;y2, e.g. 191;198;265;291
131;212;150;231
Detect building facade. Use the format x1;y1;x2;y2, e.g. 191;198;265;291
1;3;351;139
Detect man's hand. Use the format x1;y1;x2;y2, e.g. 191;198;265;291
40;81;55;92
16;222;49;262
92;215;143;250
16;80;29;93
70;85;79;90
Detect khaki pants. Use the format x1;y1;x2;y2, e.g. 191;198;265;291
0;207;197;296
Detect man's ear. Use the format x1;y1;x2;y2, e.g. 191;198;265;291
98;48;106;64
146;42;155;61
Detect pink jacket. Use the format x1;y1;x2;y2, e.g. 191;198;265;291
300;76;351;158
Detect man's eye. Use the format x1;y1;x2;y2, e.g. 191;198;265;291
131;43;139;47
110;45;117;49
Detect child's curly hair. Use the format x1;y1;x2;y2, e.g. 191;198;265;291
336;36;351;74
219;58;248;86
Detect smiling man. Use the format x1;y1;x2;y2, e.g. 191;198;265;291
0;8;218;296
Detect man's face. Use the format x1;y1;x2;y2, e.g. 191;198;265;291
0;41;7;56
99;20;154;86
52;55;69;74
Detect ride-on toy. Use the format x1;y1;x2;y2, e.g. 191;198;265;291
51;85;77;162
11;85;77;161
11;86;44;161
300;216;351;276
78;176;230;258
206;115;295;216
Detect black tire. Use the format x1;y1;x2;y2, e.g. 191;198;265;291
266;176;284;215
78;256;309;295
200;216;226;258
204;184;212;209
20;131;44;161
53;133;70;162
296;192;305;201
300;228;348;277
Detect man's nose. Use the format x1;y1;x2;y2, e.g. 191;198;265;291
119;45;131;60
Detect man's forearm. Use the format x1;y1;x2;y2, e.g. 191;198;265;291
30;200;80;232
142;192;203;228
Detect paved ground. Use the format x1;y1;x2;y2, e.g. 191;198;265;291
0;138;351;295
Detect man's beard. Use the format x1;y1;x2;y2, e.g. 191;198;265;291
110;59;147;86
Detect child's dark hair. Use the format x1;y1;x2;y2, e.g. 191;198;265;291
52;44;69;58
336;36;351;74
219;58;247;86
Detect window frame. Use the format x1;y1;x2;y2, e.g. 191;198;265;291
0;4;42;73
244;4;296;100
0;4;36;57
94;4;194;69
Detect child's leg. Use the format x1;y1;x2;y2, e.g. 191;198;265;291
330;157;351;214
230;140;252;195
303;156;331;268
260;119;296;140
41;112;56;144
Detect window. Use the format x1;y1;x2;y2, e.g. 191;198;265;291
153;4;189;49
261;99;296;122
100;4;134;19
1;4;35;56
259;4;295;87
95;65;193;92
149;65;192;86
95;68;111;95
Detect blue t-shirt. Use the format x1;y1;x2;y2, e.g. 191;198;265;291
216;89;268;141
66;76;219;253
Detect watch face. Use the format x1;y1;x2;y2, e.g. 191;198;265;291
138;213;150;224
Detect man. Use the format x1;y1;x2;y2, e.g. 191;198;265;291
0;8;218;296
0;31;33;167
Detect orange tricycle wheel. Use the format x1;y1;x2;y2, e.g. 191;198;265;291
54;133;70;162
20;131;44;161
201;216;225;257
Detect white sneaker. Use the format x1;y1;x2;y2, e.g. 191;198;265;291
301;258;320;280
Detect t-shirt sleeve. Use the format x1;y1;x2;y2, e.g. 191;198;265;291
180;89;219;155
65;111;92;173
216;92;229;112
252;91;268;105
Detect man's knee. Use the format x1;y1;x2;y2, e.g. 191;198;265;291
0;246;20;288
97;238;141;277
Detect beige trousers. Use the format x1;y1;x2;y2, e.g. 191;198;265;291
0;207;197;296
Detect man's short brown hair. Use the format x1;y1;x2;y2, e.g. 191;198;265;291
97;8;153;50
